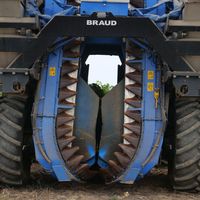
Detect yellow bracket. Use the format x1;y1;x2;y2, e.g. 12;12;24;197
154;89;160;109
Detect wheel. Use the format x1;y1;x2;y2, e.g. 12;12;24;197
170;99;200;191
0;95;32;185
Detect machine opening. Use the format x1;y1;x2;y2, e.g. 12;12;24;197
86;55;122;86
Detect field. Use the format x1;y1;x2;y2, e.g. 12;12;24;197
0;164;199;200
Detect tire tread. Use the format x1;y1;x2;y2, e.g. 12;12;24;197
172;100;200;192
0;95;30;185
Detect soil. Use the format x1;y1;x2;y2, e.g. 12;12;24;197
0;164;199;200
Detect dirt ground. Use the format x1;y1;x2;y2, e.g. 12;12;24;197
0;164;199;200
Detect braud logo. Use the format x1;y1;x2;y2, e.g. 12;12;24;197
86;20;117;26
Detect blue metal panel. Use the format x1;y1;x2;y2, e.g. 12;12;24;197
81;2;128;16
33;66;52;172
140;137;164;176
140;67;164;176
120;51;163;183
144;0;166;15
33;47;75;181
36;49;72;181
44;0;65;15
33;37;85;182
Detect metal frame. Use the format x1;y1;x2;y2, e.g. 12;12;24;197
80;2;129;16
0;14;200;71
168;20;200;32
1;14;200;96
32;38;165;183
33;46;78;182
0;17;38;29
120;52;163;183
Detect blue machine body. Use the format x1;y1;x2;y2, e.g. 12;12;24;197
120;52;163;182
33;0;165;183
144;0;165;15
44;0;66;15
34;46;72;181
81;2;129;16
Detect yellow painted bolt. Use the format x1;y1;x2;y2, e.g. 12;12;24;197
154;89;160;109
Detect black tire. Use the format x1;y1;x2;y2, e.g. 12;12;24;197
171;99;200;191
0;95;31;185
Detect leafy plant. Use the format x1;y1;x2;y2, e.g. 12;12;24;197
90;81;113;97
